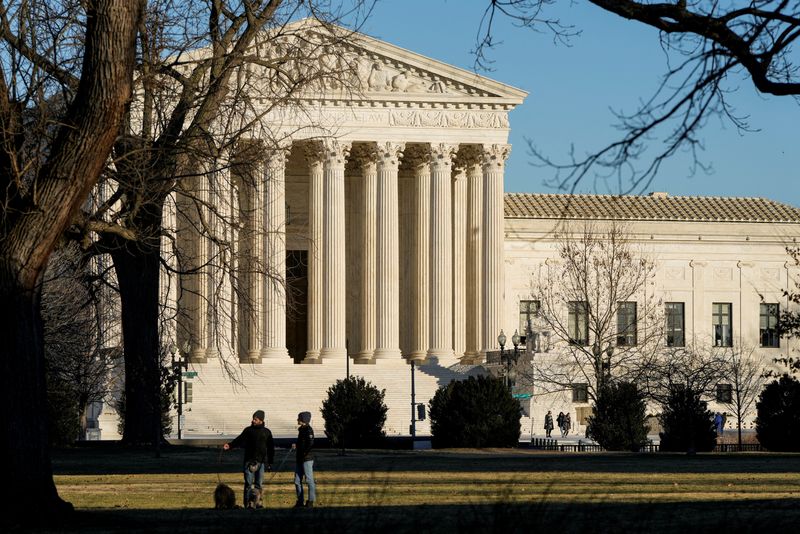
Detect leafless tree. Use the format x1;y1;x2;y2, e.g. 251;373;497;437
528;222;663;402
0;0;142;520
41;244;121;441
639;343;729;405
478;1;800;193
720;347;768;450
68;1;372;445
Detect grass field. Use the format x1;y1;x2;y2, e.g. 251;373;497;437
35;446;800;533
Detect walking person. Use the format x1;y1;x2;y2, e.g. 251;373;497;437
292;411;316;508
223;410;275;508
544;410;554;438
714;412;724;437
563;412;572;437
557;411;565;438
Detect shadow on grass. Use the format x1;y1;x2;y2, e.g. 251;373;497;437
52;446;800;477
26;499;800;534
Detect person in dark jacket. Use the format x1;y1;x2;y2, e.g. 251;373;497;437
223;410;275;508
544;411;554;438
291;411;315;508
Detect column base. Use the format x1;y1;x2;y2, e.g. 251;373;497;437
240;350;262;364
426;348;455;360
354;351;374;364
305;350;321;360
373;347;401;359
462;350;484;364
261;347;289;359
204;349;220;360
407;350;428;363
301;357;322;365
320;347;347;359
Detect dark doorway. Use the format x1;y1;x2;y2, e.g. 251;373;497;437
286;250;308;363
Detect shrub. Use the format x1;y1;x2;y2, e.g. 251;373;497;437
756;375;800;452
586;381;649;452
658;384;716;453
321;376;388;449
429;375;521;448
46;371;81;446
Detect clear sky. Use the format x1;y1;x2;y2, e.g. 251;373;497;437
357;1;800;206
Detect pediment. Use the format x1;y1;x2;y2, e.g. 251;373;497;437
243;18;528;107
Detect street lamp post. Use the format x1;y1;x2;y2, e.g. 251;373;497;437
497;329;520;390
592;342;615;391
169;343;187;440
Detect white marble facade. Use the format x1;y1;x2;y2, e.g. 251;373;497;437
98;21;800;440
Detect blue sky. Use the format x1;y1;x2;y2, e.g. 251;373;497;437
358;1;800;206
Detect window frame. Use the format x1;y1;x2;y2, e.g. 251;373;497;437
616;301;638;346
712;302;733;347
518;299;541;339
716;383;732;404
568;301;590;346
572;383;589;403
665;302;685;347
760;303;780;348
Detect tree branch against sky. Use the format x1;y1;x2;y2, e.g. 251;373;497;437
478;0;800;194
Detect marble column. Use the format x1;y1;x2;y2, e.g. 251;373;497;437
481;144;510;354
321;140;351;359
262;147;291;358
428;143;458;360
464;151;483;361
407;147;430;361
233;141;265;363
452;161;467;359
375;141;405;359
304;142;325;361
354;145;379;362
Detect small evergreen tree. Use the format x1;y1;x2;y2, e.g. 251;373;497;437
429;375;521;448
659;384;716;453
321;376;388;450
586;381;649;452
756;375;800;452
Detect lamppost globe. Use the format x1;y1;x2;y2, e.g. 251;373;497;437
511;329;520;348
498;330;507;349
169;343;177;358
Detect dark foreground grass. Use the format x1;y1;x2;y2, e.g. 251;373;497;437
24;446;800;533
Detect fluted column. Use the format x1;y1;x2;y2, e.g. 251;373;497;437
481;144;510;354
375;141;405;359
428;143;458;360
464;149;483;361
233;141;265;363
262;147;291;358
452;162;467;359
354;146;379;362
407;147;430;361
321;140;351;359
304;142;325;361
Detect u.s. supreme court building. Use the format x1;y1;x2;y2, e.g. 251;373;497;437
97;20;800;441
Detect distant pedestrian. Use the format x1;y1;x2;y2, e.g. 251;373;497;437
544;411;554;438
557;412;565;438
721;412;727;434
223;410;275;508
292;411;316;508
563;413;572;436
714;412;724;436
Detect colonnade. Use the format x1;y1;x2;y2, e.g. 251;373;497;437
176;139;510;365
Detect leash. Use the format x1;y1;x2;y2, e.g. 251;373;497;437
266;447;293;483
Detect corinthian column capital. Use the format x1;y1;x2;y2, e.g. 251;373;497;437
429;143;459;172
481;143;511;171
266;145;292;173
321;139;351;169
375;141;405;171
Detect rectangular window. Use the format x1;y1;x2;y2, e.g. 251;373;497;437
572;383;589;403
568;301;589;345
616;302;637;346
712;303;733;347
519;300;541;338
760;303;780;348
716;383;732;403
665;302;685;347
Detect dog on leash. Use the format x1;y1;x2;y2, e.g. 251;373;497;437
246;486;262;509
214;483;237;509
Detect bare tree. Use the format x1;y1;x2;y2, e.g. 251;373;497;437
71;1;371;445
478;1;800;193
0;0;142;520
639;344;729;405
41;244;121;441
529;222;663;402
721;347;768;451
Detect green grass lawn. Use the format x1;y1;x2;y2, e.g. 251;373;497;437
38;446;800;533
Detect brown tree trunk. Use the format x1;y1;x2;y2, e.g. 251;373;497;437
0;0;142;522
